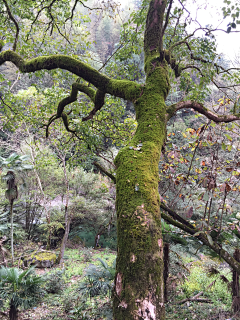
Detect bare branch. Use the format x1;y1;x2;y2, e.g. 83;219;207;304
160;206;240;274
176;281;215;304
78;0;101;10
82;89;105;121
166;100;240;122
162;0;174;36
65;0;78;22
93;161;116;183
2;0;19;51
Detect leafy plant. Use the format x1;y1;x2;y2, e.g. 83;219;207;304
69;303;89;320
79;258;115;298
44;269;65;294
0;266;44;320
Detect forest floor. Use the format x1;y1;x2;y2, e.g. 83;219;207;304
0;242;237;320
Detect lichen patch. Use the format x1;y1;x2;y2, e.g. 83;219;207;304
131;254;136;262
116;272;122;296
119;300;128;309
135;298;156;320
158;239;163;248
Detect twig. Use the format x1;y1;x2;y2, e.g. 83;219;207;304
176;280;216;304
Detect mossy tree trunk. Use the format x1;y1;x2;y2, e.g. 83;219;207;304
112;1;170;319
113;59;170;319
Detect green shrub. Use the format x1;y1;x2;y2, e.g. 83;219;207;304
79;247;92;262
78;258;115;298
44;269;65;294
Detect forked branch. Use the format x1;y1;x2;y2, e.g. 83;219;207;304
45;81;105;136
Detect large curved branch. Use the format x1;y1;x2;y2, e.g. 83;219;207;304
0;51;140;101
160;205;240;275
166;100;240;122
45;80;106;135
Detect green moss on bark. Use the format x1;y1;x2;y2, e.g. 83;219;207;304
113;62;170;320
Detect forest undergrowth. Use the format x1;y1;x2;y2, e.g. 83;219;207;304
0;241;234;320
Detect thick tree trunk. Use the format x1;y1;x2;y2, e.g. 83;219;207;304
232;248;240;314
113;61;170;320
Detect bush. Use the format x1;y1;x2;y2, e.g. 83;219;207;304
61;290;79;313
79;247;92;262
78;258;115;298
44;269;65;294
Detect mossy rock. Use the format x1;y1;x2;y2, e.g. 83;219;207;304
23;250;57;268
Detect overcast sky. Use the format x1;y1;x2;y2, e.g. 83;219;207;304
118;0;240;62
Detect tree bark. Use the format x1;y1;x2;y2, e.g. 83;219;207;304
232;248;240;314
58;211;71;266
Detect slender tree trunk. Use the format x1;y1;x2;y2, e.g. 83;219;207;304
113;61;170;319
58;213;71;266
57;154;71;266
232;248;240;314
10;200;14;266
27;133;50;247
163;243;170;303
9;300;18;320
46;220;51;250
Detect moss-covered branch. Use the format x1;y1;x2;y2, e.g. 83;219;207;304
0;50;141;101
82;89;106;121
166;100;240;122
160;203;195;230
